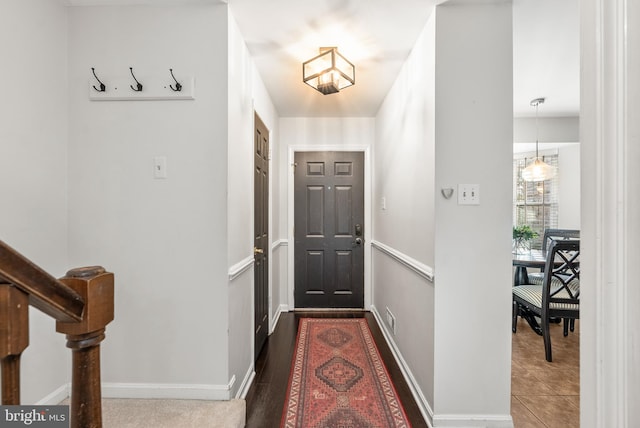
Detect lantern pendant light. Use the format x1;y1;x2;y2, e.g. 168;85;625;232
522;97;556;182
302;47;355;95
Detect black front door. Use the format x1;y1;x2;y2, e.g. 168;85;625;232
294;151;365;308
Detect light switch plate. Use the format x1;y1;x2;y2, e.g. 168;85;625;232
154;156;167;179
458;184;480;205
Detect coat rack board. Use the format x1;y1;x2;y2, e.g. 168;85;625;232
89;73;195;101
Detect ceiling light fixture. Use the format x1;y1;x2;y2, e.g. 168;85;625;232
302;47;355;95
522;97;556;182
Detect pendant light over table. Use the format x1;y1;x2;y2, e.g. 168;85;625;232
521;97;556;182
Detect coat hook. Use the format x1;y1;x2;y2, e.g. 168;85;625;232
129;67;143;92
169;68;182;92
91;67;106;92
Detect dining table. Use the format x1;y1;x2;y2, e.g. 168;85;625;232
512;249;547;286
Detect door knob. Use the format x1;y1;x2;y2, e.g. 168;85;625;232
254;247;264;255
352;237;363;247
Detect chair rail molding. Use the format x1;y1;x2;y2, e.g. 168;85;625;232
371;240;434;282
271;239;288;250
228;256;254;281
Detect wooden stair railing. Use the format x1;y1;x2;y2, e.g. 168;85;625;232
0;240;114;428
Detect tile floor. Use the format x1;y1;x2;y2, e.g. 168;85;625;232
511;317;580;427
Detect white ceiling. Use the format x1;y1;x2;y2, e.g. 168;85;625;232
512;0;579;118
66;0;580;118
228;0;438;117
230;0;579;118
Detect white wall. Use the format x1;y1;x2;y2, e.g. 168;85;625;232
513;116;579;143
432;2;513;426
374;3;513;425
67;4;232;393
373;11;436;414
227;10;279;396
0;0;71;404
1;1;280;403
557;144;580;228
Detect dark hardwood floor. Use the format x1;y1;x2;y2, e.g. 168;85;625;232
245;311;429;427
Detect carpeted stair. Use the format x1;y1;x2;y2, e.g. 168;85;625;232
61;398;245;428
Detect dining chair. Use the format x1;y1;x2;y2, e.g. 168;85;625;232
541;228;580;251
512;239;580;362
526;228;580;333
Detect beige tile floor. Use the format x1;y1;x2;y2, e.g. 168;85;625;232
511;317;580;428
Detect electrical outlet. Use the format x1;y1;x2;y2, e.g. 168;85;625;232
457;184;480;205
386;307;396;335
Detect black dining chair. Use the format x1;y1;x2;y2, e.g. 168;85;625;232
541;228;580;252
526;228;580;333
526;229;580;284
512;239;580;362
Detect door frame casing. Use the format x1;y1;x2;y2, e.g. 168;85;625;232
287;145;372;310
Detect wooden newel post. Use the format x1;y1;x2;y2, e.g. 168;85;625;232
0;282;29;405
56;266;114;428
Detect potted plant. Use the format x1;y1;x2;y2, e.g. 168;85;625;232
513;225;538;254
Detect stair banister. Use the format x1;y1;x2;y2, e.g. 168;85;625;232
0;282;29;405
0;241;84;322
0;240;114;428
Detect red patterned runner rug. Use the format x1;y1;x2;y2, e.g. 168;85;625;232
281;318;412;428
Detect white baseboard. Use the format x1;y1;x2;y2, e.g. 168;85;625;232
370;305;435;427
270;304;288;333
40;379;242;403
101;378;236;401
236;367;255;400
238;304;287;400
36;384;70;405
432;414;514;427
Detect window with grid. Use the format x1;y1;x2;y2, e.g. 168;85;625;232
513;154;558;250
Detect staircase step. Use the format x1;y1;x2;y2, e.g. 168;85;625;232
63;398;246;428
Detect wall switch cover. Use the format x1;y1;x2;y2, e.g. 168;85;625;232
458;184;480;205
153;156;167;179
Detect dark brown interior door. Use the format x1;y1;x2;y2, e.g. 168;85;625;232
254;114;269;360
294;151;364;308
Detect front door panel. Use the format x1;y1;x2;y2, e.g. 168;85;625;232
294;151;364;308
